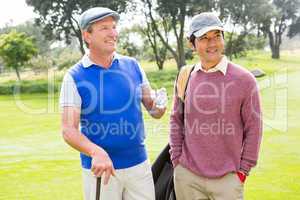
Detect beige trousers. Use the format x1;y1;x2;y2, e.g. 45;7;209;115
174;164;244;200
82;160;155;200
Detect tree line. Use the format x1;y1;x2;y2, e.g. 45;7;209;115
25;0;300;66
0;0;299;80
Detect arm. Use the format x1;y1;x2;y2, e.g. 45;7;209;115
240;79;263;175
142;85;166;119
169;86;185;167
137;63;166;118
61;106;105;158
61;107;115;184
59;73;115;184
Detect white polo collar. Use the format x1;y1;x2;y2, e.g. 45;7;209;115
194;56;228;75
81;52;120;68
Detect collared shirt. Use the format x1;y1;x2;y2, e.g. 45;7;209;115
59;53;150;108
193;56;228;75
81;52;121;68
170;60;262;177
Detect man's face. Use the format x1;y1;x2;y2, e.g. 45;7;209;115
194;30;224;66
83;16;118;54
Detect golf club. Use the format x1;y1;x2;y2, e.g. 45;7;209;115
95;177;101;200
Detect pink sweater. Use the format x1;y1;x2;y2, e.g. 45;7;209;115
169;62;262;178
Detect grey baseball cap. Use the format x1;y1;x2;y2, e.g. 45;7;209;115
187;12;224;38
79;7;120;30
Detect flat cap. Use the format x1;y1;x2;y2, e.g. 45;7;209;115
79;7;119;30
187;12;224;38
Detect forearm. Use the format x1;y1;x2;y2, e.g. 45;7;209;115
240;124;262;174
169;96;185;166
240;82;263;175
62;126;106;157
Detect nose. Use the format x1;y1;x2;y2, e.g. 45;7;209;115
110;28;118;38
207;37;217;47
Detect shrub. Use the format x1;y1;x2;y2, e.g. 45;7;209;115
0;79;60;95
26;55;54;74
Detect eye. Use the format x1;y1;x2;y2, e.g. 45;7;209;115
98;26;109;31
198;36;208;41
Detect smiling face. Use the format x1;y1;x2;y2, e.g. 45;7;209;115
82;16;118;55
194;30;224;69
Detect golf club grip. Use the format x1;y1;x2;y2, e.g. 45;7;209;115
96;177;101;200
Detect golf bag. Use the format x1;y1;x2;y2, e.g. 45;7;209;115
151;144;176;200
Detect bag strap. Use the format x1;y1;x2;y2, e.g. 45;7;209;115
175;65;195;102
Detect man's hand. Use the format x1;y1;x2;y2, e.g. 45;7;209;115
142;86;167;118
152;88;168;109
148;87;168;117
91;148;116;185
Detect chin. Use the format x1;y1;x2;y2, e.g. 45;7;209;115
208;54;222;61
110;45;117;51
106;46;116;53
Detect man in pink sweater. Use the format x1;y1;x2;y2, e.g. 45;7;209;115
169;12;262;200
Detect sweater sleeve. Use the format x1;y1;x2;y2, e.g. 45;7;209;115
240;77;263;175
169;85;185;167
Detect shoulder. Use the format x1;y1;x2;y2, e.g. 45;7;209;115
227;62;258;93
116;54;139;65
177;64;195;82
179;64;195;74
116;54;142;74
65;61;87;85
68;61;84;76
227;62;256;83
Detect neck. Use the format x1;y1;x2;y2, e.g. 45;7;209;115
201;56;223;71
89;50;114;68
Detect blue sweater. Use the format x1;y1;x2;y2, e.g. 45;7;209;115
69;55;147;169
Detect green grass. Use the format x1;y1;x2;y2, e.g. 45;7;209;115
0;50;300;199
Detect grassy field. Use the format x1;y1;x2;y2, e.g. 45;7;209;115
0;51;300;199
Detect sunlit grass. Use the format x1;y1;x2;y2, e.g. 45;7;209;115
0;50;300;199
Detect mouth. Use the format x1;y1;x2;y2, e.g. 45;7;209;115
206;49;220;57
106;40;116;45
105;37;117;45
206;49;218;54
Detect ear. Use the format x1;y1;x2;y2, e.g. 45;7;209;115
188;41;195;51
82;31;91;45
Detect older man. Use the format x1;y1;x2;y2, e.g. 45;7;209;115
60;7;167;200
170;12;262;200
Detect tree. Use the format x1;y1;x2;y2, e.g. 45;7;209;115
26;55;54;74
0;30;37;81
218;0;270;59
117;27;141;58
139;17;170;70
26;0;131;55
258;0;300;59
0;21;52;55
142;0;215;70
288;17;300;37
